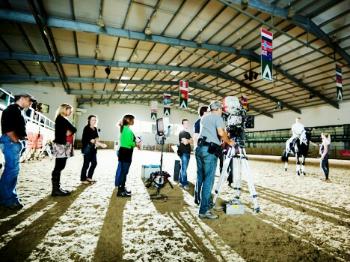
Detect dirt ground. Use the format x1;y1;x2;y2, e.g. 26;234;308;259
0;149;349;261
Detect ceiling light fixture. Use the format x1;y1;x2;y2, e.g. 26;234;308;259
95;45;101;55
145;27;152;35
97;14;105;27
105;65;111;76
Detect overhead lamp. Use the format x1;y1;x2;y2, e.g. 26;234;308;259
309;93;315;99
196;36;203;45
248;70;253;81
105;65;111;76
244;72;249;80
275;101;283;110
253;71;258;80
145;27;152;35
97;14;105;27
95;45;101;54
288;7;296;18
241;0;248;9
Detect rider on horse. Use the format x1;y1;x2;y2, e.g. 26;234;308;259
286;117;306;154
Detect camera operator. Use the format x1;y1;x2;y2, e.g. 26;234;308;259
196;101;234;219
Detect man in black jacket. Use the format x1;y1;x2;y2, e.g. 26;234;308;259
0;93;34;210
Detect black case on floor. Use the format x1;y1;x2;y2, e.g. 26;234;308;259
173;160;181;181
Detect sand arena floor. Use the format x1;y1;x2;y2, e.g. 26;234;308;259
0;149;349;261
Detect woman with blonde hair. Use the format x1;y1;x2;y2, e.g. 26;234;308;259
51;104;77;196
320;133;331;182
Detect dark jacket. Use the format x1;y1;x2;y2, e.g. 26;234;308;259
54;114;77;144
81;125;99;154
1;103;27;139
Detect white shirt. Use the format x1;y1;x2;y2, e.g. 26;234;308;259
291;122;305;137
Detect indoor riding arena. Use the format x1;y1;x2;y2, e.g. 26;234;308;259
0;1;349;261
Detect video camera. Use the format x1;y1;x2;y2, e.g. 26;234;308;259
155;117;171;145
222;96;254;147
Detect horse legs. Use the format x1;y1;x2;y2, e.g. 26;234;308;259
282;150;289;171
284;161;288;172
300;156;305;176
296;155;301;176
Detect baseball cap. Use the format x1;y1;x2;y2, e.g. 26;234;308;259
14;93;36;102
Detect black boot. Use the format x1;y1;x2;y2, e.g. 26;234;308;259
51;172;70;197
116;187;131;197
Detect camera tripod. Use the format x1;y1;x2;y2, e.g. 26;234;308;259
213;145;260;213
146;135;173;199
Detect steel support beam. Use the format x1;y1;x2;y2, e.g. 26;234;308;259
0;74;274;117
219;0;288;17
248;53;339;109
0;51;296;114
0;9;256;60
77;96;201;112
27;0;70;91
219;0;350;67
0;9;331;109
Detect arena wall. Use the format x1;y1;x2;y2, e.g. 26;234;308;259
75;103;198;147
252;101;350;131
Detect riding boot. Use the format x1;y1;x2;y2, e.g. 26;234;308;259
58;172;71;195
51;172;70;196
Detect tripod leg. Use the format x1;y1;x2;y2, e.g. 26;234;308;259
213;157;231;205
241;158;260;213
232;156;241;199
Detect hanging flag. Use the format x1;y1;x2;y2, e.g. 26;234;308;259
163;93;171;116
150;101;158;120
240;95;249;111
336;64;343;101
261;28;273;81
179;80;189;109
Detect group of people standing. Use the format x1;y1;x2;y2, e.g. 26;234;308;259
0;93;333;215
0;93;139;210
177;101;234;219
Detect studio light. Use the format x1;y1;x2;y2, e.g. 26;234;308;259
244;61;258;81
249;70;253;81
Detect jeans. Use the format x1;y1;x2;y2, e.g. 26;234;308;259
321;156;329;179
115;161;131;189
0;135;23;206
80;152;97;181
195;145;218;214
179;153;190;186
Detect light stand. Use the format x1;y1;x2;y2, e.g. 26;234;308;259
146;118;173;200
